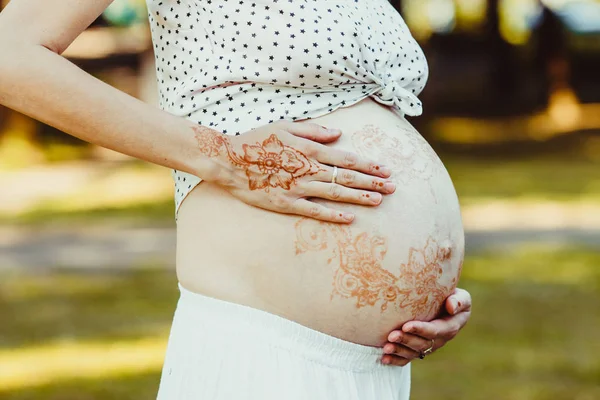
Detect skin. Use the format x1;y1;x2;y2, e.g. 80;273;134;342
0;0;472;369
383;288;472;365
191;123;396;222
185;117;470;363
0;0;393;224
295;218;458;315
346;122;470;364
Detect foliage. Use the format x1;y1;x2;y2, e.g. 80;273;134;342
0;246;599;399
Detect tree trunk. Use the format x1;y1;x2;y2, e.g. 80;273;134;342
486;0;517;112
391;0;403;15
535;2;569;108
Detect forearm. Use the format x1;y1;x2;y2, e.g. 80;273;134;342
0;41;213;178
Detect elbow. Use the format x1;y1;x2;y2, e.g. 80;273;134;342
0;38;62;56
40;39;67;56
0;35;26;62
0;39;19;75
0;16;67;55
0;38;31;95
0;25;63;56
0;23;18;52
0;36;14;56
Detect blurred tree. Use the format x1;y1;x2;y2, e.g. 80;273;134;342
0;2;6;132
533;1;569;108
0;105;6;133
486;0;519;110
103;0;148;27
392;0;403;14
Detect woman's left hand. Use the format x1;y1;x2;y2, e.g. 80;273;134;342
381;288;472;366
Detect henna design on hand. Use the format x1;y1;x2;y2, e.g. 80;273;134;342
194;125;229;158
193;126;326;191
295;218;459;318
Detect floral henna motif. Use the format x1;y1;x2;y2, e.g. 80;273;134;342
332;232;399;310
193;126;325;191
394;237;458;319
350;124;442;200
295;218;458;316
194;125;229;158
242;134;312;191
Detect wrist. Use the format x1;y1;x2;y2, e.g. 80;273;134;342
185;123;233;186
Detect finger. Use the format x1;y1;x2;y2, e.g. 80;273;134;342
302;181;383;206
445;287;472;315
284;121;342;143
315;166;396;195
386;331;436;354
381;354;410;367
291;199;355;224
402;311;470;341
383;342;421;360
310;143;391;178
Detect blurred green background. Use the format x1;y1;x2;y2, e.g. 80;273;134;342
0;0;599;399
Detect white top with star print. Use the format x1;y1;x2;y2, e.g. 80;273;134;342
145;0;429;218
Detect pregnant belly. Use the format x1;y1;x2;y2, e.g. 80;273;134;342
176;98;465;347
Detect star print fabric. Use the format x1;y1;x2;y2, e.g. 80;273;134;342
145;0;429;218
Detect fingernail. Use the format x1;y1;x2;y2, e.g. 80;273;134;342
328;128;341;134
371;193;382;204
384;182;396;193
380;166;392;176
383;344;394;354
450;299;458;312
389;332;401;342
343;213;354;222
381;357;390;365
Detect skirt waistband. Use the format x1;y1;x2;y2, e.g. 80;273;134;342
176;283;387;371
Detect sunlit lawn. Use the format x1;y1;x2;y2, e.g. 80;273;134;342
1;155;599;225
0;245;599;400
445;156;600;205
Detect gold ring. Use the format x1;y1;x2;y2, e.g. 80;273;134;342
419;339;435;359
331;166;338;184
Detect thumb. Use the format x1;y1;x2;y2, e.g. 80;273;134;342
284;121;342;143
445;288;472;315
445;297;459;315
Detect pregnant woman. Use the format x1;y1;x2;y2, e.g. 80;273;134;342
0;0;472;398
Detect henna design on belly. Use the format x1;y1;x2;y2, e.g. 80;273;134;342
351;124;442;201
193;125;325;191
295;218;458;317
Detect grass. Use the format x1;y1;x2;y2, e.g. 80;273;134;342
0;160;175;226
0;245;599;399
445;156;600;205
2;198;175;226
1;155;599;226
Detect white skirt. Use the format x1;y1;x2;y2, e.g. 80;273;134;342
156;284;411;400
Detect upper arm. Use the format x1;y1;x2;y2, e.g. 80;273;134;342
0;0;115;54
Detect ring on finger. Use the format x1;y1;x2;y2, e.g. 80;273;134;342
331;166;338;184
419;339;435;359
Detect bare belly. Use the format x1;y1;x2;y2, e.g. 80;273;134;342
176;98;465;347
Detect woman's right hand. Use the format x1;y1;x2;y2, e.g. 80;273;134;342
192;120;396;223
